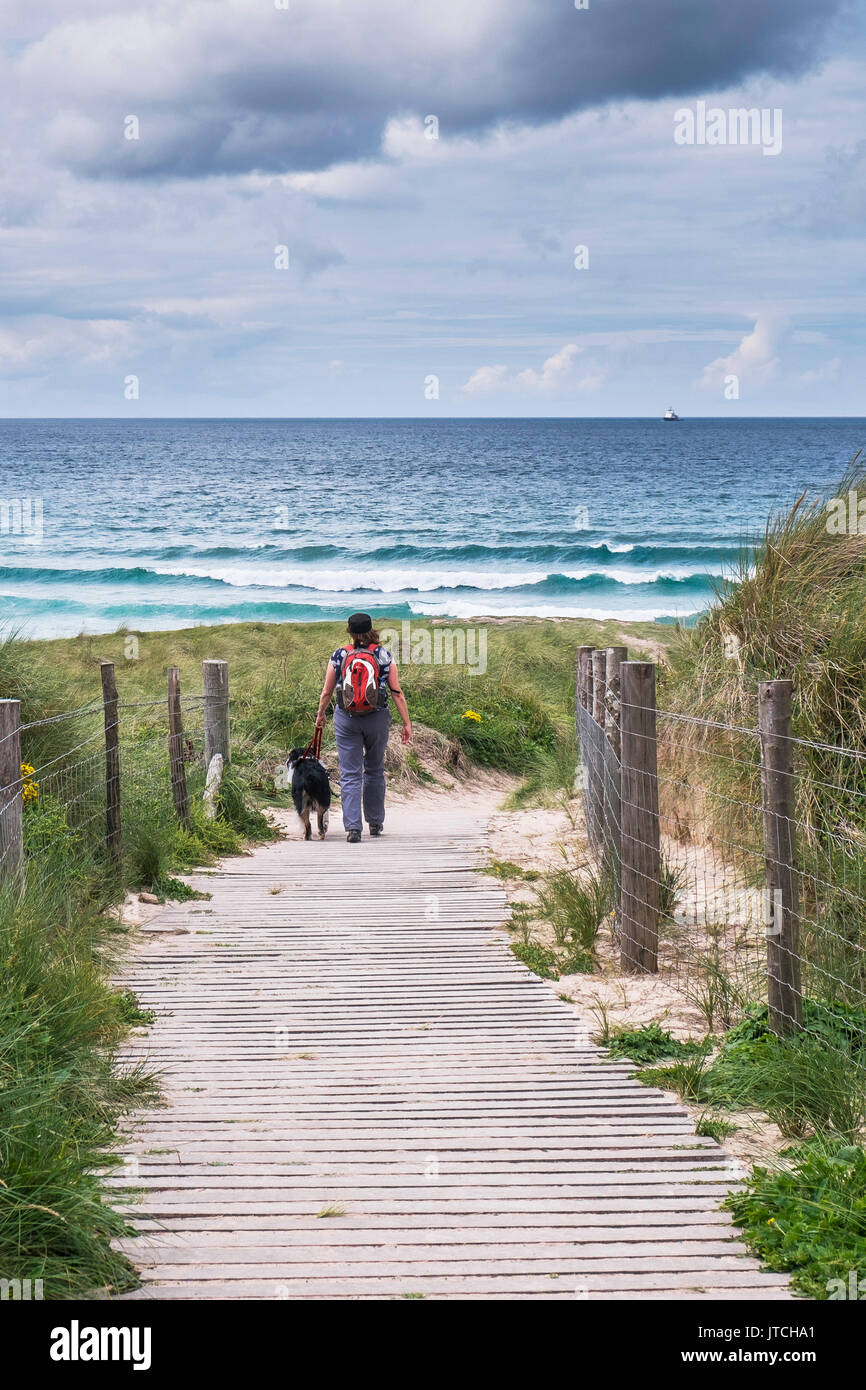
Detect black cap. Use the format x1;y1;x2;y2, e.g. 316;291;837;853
347;612;373;634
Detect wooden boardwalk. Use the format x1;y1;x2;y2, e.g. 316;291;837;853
113;806;790;1300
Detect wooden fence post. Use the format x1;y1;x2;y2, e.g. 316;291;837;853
604;647;627;759
203;659;230;767
619;661;660;973
168;666;190;829
577;646;595;711
759;679;802;1035
574;647;581;728
591;650;606;725
576;646;596;844
604;647;627;876
591;650;609;857
0;699;24;882
100;661;122;863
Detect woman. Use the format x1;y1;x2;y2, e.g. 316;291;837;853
315;613;412;843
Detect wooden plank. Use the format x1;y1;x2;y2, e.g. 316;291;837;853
117;1269;791;1300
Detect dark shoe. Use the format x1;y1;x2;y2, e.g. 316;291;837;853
369;824;383;837
347;829;362;843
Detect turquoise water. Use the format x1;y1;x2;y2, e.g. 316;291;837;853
0;417;861;638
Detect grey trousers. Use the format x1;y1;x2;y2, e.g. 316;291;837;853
334;705;391;833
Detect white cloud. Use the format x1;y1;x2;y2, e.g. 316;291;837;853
699;314;783;390
462;364;510;394
798;355;841;385
0;318;135;374
462;344;604;396
516;342;582;391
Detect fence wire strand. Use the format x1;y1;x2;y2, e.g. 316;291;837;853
578;680;866;1058
0;688;215;880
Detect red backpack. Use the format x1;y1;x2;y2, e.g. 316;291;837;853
339;644;381;714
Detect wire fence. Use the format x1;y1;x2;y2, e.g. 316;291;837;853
576;647;866;1058
0;661;231;885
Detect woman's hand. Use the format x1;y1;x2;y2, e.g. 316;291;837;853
401;721;412;745
316;666;337;732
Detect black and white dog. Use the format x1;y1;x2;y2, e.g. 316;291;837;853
286;748;331;840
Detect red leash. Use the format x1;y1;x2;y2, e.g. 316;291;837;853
298;726;323;761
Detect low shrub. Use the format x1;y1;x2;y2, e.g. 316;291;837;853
726;1140;866;1300
606;1023;709;1065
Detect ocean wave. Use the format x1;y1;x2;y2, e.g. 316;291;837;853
0;558;724;598
87;538;743;567
139;561;725;593
0;563;230;588
469;571;716;598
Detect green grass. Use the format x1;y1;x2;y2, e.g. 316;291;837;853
695;1115;739;1142
725;1140;866;1300
534;860;616;954
633;1054;712;1103
705;1001;866;1142
0;842;158;1297
510;941;561;980
502;859;615;979
632;1001;866;1143
663;455;866;754
480;859;540;882
705;1023;866;1141
606;1023;709;1065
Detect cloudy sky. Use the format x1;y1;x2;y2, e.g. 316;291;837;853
1;0;864;416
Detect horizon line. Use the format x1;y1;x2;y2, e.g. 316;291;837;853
2;414;865;424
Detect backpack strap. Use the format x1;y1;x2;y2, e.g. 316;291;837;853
340;643;378;670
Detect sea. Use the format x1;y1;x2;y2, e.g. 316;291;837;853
0;418;862;639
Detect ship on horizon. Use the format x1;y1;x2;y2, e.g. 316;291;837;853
663;406;680;420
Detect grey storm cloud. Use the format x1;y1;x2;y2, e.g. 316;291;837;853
13;0;849;179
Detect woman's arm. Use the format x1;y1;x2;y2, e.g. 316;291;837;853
315;663;337;729
388;662;412;744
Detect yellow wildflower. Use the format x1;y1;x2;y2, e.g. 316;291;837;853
462;710;482;722
21;763;39;804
